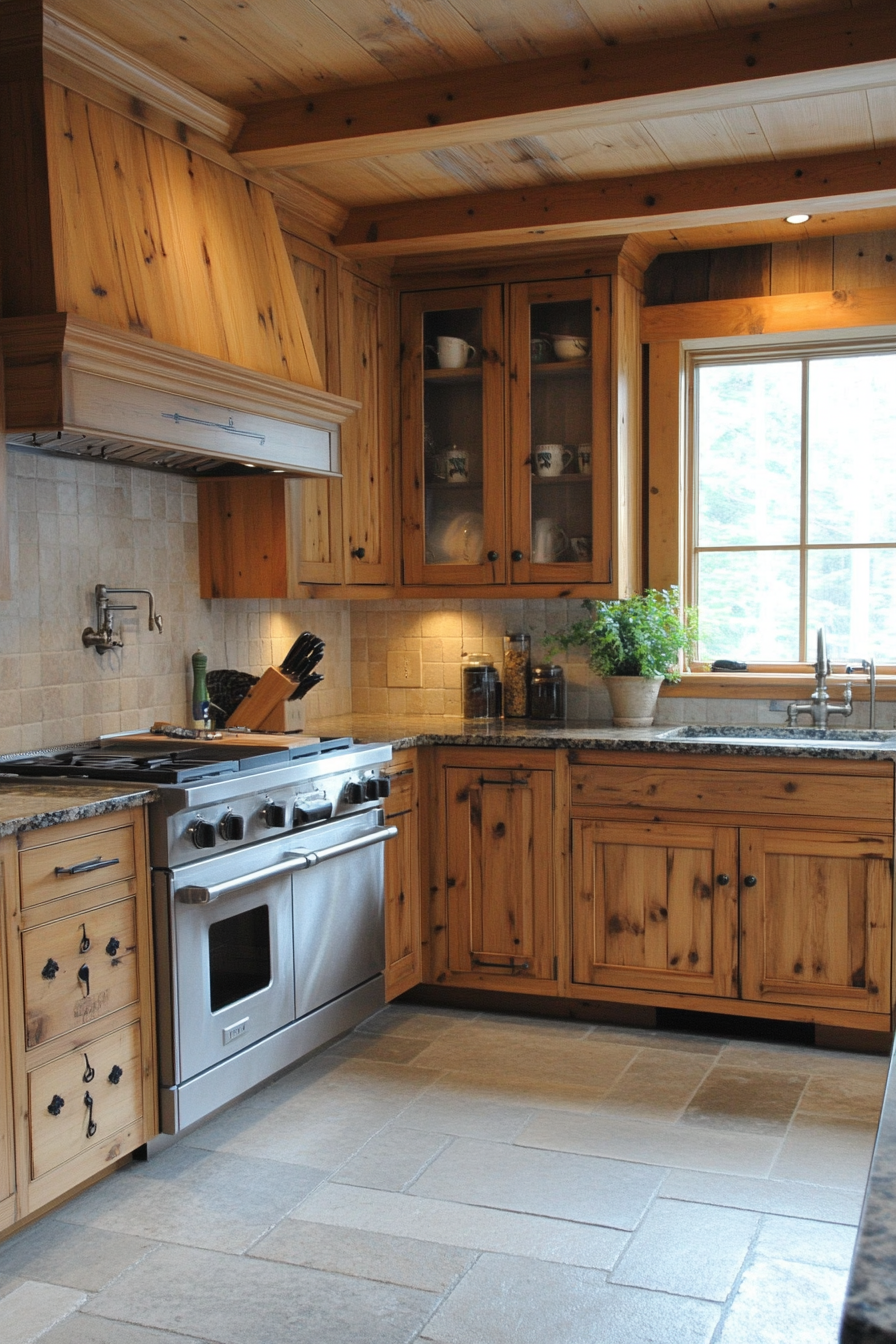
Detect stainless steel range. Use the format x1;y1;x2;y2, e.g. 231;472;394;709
1;736;396;1133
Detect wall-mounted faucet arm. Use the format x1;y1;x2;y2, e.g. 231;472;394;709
82;584;164;653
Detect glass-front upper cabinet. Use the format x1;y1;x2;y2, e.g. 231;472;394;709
400;286;506;585
509;276;612;584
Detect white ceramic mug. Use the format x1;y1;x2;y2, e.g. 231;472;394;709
532;517;568;563
534;444;573;477
576;444;592;476
444;446;470;482
427;335;477;369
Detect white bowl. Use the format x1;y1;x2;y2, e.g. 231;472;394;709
550;335;590;361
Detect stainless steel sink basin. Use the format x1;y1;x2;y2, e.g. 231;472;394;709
660;726;896;746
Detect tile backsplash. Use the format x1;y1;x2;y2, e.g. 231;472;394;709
2;448;888;754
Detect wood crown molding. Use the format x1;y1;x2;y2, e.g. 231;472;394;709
232;1;896;168
336;148;896;256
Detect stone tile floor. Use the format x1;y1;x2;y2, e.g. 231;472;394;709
0;1005;887;1344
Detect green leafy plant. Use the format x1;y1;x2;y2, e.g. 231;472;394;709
544;587;698;683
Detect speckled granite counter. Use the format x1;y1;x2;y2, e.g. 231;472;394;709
312;713;896;763
0;782;156;836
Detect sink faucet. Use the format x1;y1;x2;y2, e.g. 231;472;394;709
82;584;164;654
786;627;853;728
846;657;877;729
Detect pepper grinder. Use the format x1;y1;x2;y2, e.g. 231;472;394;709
191;650;211;730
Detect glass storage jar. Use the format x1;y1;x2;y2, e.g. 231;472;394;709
503;633;531;718
462;654;497;719
530;664;566;720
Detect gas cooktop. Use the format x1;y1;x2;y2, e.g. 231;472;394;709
0;737;355;786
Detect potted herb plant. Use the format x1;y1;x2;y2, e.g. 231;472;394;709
544;587;698;726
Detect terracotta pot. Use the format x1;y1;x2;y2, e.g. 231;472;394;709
604;675;663;727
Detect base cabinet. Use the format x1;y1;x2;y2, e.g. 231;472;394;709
0;842;15;1230
383;750;422;1000
429;752;556;990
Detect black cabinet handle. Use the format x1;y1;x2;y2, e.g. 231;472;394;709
84;1091;97;1138
743;874;758;887
42;958;59;980
54;856;120;877
82;1053;95;1083
108;1065;123;1085
351;546;366;558
716;874;730;886
79;923;90;954
487;550;499;562
105;937;120;958
511;550;524;562
78;964;90;996
48;1095;65;1116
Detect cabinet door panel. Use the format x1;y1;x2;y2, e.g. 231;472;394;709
340;270;392;585
572;820;738;997
384;765;421;1000
740;828;892;1013
444;767;553;981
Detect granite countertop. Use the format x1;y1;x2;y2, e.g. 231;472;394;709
312;714;896;763
0;782;157;837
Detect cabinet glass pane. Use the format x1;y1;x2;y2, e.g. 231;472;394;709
422;306;485;566
528;299;594;563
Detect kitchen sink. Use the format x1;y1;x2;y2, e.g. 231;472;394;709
660;725;896;746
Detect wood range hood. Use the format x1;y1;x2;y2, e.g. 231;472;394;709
0;0;358;478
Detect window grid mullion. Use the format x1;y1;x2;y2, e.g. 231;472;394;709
798;357;810;663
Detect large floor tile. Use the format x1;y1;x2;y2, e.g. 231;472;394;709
249;1219;476;1292
390;1081;534;1142
719;1042;888;1083
330;1125;451;1191
680;1066;808;1136
42;1318;213;1344
426;1069;608;1113
326;1032;433;1065
0;1221;155;1292
245;1056;445;1113
55;1146;325;1253
409;1136;664;1229
595;1048;713;1121
770;1114;878;1190
609;1199;759;1301
290;1183;629;1269
516;1109;781;1177
0;1281;87;1344
587;1026;725;1057
419;1253;720;1344
410;1029;636;1093
716;1256;848;1344
797;1073;885;1123
660;1169;863;1224
83;1244;438;1344
356;1005;470;1040
753;1215;857;1270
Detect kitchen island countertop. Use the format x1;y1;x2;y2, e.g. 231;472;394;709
0;781;157;836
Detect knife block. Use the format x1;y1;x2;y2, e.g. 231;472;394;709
226;666;299;731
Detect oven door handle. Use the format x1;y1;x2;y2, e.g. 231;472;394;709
174;824;399;904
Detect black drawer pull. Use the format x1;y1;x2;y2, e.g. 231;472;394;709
79;923;90;954
472;957;530;972
108;1065;123;1085
716;874;730;886
105;937;120;958
78;964;90;996
42;958;59;980
84;1091;97;1138
55;856;120;877
350;546;366;559
743;874;758;888
82;1053;95;1083
47;1095;64;1116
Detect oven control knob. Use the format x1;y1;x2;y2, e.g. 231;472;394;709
219;812;245;842
344;781;364;805
364;776;391;800
293;799;333;827
189;820;217;850
263;802;287;828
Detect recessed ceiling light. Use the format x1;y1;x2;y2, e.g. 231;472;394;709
785;214;811;225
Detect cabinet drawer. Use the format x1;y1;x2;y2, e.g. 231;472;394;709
28;1022;143;1180
20;825;136;910
570;764;892;822
22;894;139;1049
384;771;415;818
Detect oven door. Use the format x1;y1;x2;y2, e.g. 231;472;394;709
161;848;296;1086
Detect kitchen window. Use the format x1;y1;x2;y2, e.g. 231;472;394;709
689;343;896;664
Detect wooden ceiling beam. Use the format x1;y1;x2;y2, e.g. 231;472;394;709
232;2;896;169
334;149;896;256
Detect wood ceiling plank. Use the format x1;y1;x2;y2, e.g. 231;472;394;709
708;0;852;21
442;0;602;62
640;106;772;166
56;0;302;103
639;205;896;251
755;90;876;157
289;154;456;207
543;123;673;178
233;0;896;166
304;0;499;78
336;146;896;254
867;85;896;147
833;229;896;288
769;237;834;293
575;0;719;43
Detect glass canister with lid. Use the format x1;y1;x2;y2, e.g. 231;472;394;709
503;633;531;718
530;664;566;720
461;653;498;719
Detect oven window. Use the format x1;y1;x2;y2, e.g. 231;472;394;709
208;905;272;1012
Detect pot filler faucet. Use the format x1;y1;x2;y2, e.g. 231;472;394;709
82;584;163;654
786;627;853;728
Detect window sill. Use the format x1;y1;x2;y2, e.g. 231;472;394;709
661;673;896;700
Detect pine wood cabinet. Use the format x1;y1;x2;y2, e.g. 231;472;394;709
0;841;15;1231
398;258;642;597
383;749;422;1001
427;749;557;991
197;240;393;598
3;806;157;1221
